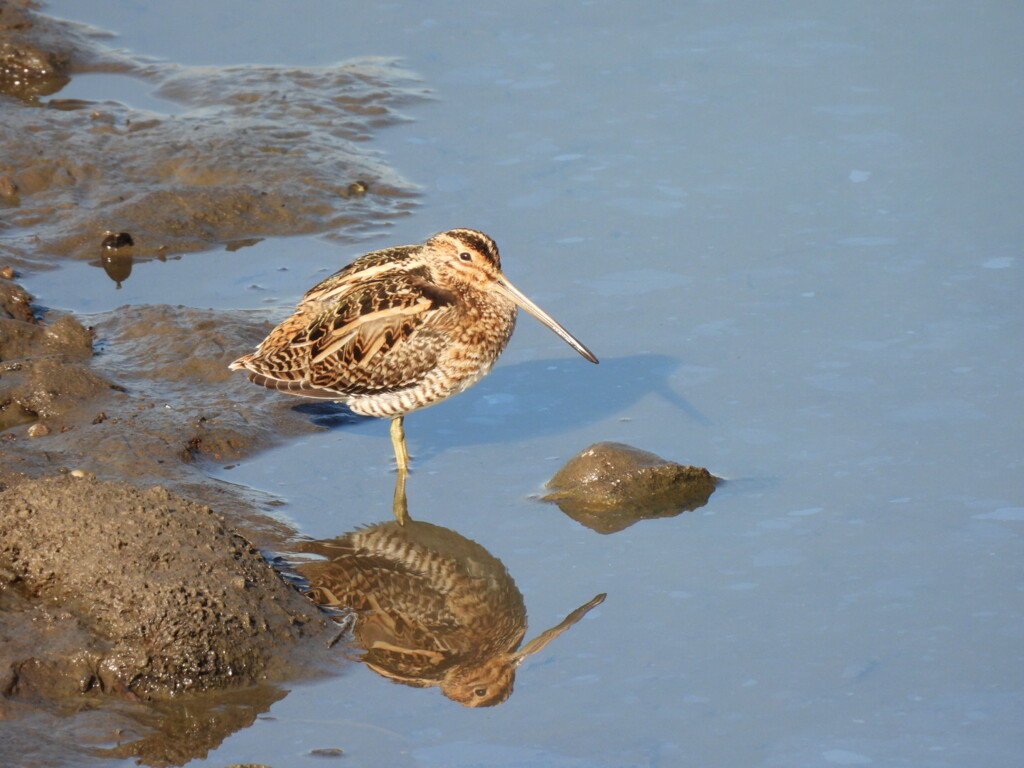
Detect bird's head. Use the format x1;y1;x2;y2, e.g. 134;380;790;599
423;228;599;364
424;228;504;288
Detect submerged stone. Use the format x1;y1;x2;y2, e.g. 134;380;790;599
543;442;717;534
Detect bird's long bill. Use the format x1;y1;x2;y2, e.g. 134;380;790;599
493;276;599;363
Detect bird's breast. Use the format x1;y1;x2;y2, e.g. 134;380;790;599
444;293;517;363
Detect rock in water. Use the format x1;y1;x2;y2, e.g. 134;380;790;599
543;442;717;533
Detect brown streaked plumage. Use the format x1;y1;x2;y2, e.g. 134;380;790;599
295;520;606;707
230;229;598;482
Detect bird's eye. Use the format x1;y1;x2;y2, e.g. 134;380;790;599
474;687;488;697
459;252;473;262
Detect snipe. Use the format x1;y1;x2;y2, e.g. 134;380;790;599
230;229;597;475
297;520;605;706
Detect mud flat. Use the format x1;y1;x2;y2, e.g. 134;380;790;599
1;4;425;765
0;475;335;699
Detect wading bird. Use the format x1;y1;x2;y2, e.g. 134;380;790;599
230;228;597;487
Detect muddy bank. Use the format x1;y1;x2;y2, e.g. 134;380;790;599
1;1;425;271
0;0;424;506
0;475;335;698
0;475;339;766
0;285;326;530
0;0;76;101
0;0;425;507
0;4;426;765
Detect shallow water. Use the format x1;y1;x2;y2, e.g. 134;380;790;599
21;1;1024;766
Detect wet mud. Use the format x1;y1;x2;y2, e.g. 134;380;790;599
0;287;327;514
0;1;73;101
0;0;425;497
543;442;718;533
0;477;339;767
1;1;424;271
0;475;335;698
1;4;425;765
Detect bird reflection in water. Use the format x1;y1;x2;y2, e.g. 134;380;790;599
295;520;605;707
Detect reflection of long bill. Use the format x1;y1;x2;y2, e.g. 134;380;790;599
493;276;600;364
515;592;607;663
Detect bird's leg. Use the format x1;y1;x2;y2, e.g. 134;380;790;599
390;416;410;472
389;417;411;525
392;466;410;526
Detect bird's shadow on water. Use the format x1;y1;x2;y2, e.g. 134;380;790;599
292;353;710;461
292;402;367;430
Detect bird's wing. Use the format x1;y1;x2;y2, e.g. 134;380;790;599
301;245;422;304
235;272;459;397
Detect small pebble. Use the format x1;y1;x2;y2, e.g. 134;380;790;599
101;231;134;249
309;747;345;757
27;423;50;438
0;265;14;280
0;177;17;199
